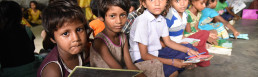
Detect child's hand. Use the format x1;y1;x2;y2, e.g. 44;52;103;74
192;41;199;46
187;49;199;57
233;31;240;39
172;59;192;68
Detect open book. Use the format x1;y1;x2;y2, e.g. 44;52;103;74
69;66;142;77
183;55;213;63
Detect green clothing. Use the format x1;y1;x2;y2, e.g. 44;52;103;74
214;1;228;11
184;9;202;37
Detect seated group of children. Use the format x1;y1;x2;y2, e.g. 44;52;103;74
36;0;240;77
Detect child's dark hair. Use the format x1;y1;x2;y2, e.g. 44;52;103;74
0;1;22;31
219;0;226;3
42;0;89;39
90;0;100;17
130;0;140;11
99;0;131;19
30;1;38;8
206;0;216;6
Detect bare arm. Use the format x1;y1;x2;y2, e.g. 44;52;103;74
162;36;199;56
185;23;192;33
41;63;62;77
194;21;200;31
93;38;122;69
225;7;240;20
214;16;240;38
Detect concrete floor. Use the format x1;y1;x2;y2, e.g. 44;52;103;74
31;19;258;77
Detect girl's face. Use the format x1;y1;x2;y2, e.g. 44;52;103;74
192;0;206;11
142;0;167;17
52;21;87;55
171;0;189;13
208;0;217;8
30;2;36;9
104;6;127;33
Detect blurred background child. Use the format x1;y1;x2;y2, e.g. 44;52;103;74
0;1;39;77
28;1;42;26
198;0;240;39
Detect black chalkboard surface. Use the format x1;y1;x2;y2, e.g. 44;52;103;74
69;66;142;77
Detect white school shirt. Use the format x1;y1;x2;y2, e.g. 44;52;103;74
166;8;188;43
129;10;169;62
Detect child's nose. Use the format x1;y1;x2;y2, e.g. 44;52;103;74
115;16;122;24
72;32;80;42
155;0;160;6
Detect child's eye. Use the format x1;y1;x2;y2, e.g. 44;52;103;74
62;32;69;36
120;14;126;18
76;28;84;32
149;0;154;2
110;15;115;18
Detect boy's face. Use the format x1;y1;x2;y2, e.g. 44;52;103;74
171;0;189;13
104;6;127;33
192;0;206;11
52;21;87;55
142;0;167;16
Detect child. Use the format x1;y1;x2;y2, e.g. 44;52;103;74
37;1;90;77
28;1;42;26
166;0;212;67
0;1;38;77
214;0;240;21
129;0;200;77
198;0;240;39
90;0;164;76
89;0;105;37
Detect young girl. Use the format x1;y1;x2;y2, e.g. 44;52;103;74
90;0;164;77
28;1;42;25
198;0;240;39
37;1;90;77
129;0;200;77
166;0;211;67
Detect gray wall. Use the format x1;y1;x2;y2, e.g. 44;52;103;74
0;0;49;10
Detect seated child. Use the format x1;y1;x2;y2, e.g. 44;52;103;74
130;0;200;77
37;1;90;77
166;0;211;67
185;0;218;45
89;0;105;37
90;0;163;76
214;0;240;21
198;0;240;39
0;1;38;77
28;1;42;26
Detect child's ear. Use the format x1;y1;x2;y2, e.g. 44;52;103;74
50;38;57;43
142;2;147;8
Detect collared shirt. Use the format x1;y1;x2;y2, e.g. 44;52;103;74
166;7;188;43
129;10;169;62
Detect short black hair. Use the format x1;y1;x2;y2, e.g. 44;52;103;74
42;0;89;39
0;1;22;31
130;0;140;11
99;0;131;19
206;0;216;6
30;1;38;8
90;0;100;17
